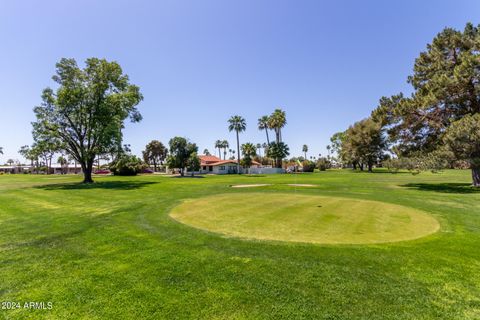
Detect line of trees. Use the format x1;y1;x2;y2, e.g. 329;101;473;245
330;23;480;186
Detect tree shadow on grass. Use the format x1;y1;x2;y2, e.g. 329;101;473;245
34;180;158;191
400;183;480;194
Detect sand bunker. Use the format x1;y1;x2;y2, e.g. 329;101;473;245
231;184;272;188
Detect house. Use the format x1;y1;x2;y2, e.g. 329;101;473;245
198;155;261;174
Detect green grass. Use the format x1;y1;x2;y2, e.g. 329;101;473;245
170;193;439;244
0;170;479;319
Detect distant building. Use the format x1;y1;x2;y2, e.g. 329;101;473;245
196;155;259;174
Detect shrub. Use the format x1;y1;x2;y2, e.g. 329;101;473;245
302;160;316;172
316;157;330;171
109;155;145;176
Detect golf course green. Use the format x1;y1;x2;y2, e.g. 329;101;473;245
170;193;439;244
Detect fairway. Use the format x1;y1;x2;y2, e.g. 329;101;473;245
1;170;479;319
170;193;439;244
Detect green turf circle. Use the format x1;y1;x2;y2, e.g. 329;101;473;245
170;193;440;244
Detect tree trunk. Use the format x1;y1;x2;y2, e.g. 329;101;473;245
265;129;270;145
368;163;373;172
359;163;364;171
353;162;357;170
82;160;94;183
153;160;157;172
236;131;241;174
472;166;480;187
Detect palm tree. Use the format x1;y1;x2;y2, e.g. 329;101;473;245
258;115;270;144
302;144;308;159
0;147;3;155
267;109;287;143
203;149;210;156
241;142;257;172
214;140;222;158
221;140;229;160
256;143;262;157
228;115;246;173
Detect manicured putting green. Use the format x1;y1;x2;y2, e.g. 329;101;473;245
170;193;439;244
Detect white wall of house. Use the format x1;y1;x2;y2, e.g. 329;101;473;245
212;164;238;174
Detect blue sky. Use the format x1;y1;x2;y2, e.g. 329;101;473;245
1;0;479;163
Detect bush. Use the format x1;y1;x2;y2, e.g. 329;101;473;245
302;160;316;172
316;158;330;171
109;155;145;176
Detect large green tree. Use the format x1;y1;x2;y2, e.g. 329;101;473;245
268;109;287;143
241;142;257;169
166;137;198;176
373;23;480;184
142;140;167;172
228;115;246;174
345;118;387;172
443;114;480;186
32;58;143;183
267;142;290;168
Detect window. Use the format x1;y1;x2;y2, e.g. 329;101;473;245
219;166;225;170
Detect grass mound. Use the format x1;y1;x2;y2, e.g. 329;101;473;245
170;193;439;244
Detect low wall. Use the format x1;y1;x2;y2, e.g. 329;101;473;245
246;167;285;174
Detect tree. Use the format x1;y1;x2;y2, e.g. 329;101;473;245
345;118;387;172
166;137;198;176
142;140;167;172
302;144;308;159
203;149;211;156
268;109;287;143
110;154;145;176
228;115;246;174
214;140;223;158
372;23;480;184
443;114;480;186
33;138;58;174
257;115;270;144
187;152;201;177
0;147;3;155
6;159;14;166
221;140;229;160
57;156;68;174
241;142;257;170
32;58;143;183
267;142;290;168
256;143;262;157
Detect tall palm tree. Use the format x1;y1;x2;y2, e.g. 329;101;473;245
214;140;222;158
257;115;270;145
267;109;287;143
221;140;229;160
241;142;257;171
228;115;246;173
302;144;308;159
0;147;3;155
